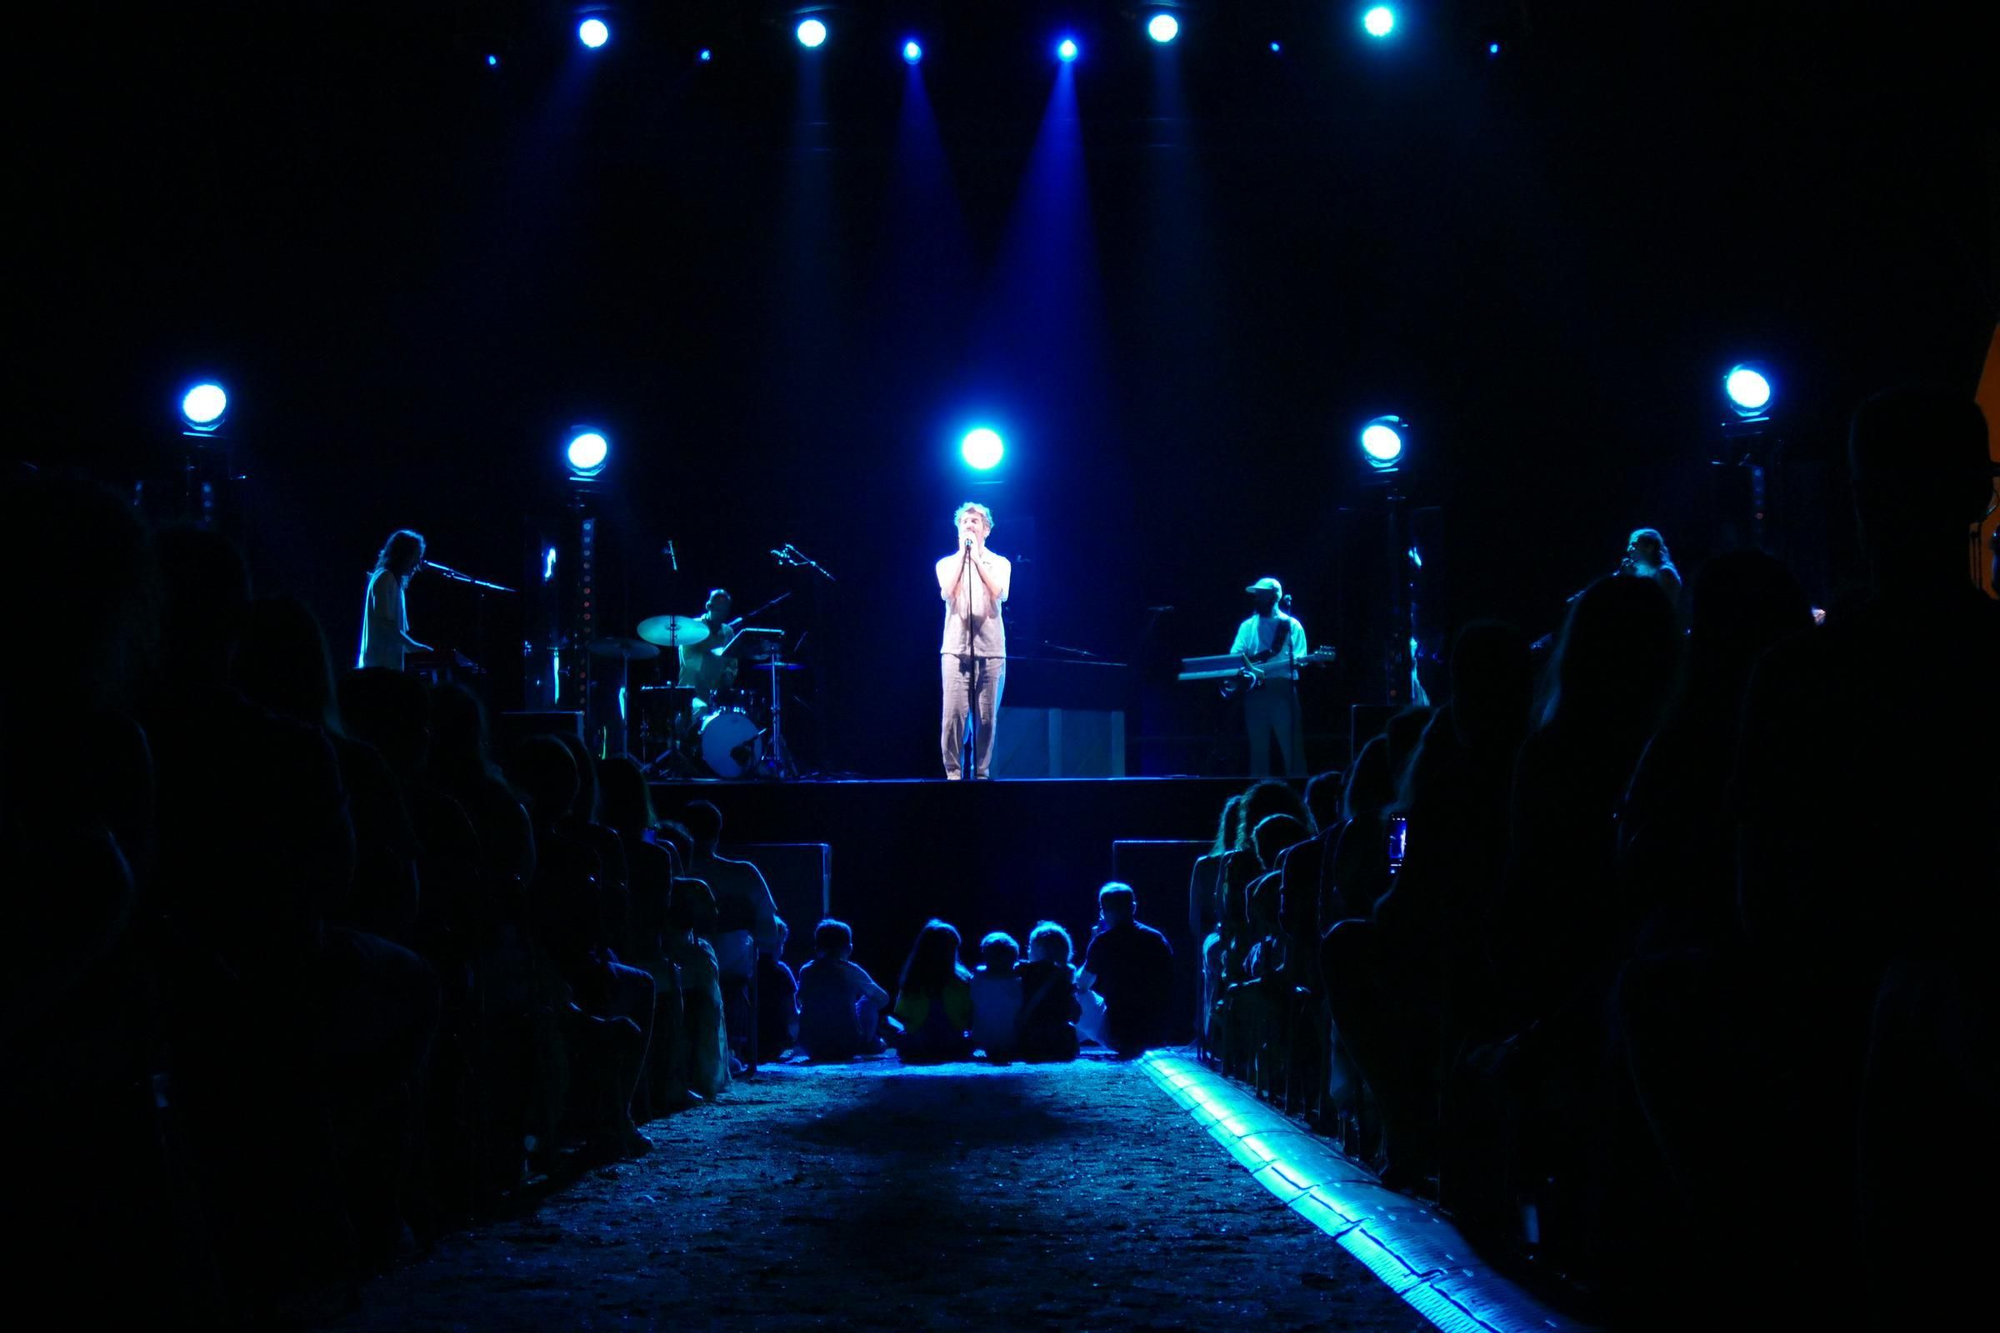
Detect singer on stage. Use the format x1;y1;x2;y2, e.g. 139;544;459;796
358;528;431;671
938;502;1010;780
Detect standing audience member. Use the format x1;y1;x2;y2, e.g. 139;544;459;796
1082;883;1176;1058
1732;387;1999;1328
795;919;891;1061
893;920;975;1064
970;932;1025;1059
681;800;783;1063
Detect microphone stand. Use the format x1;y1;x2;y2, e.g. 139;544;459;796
773;544;836;582
960;542;979;780
422;560;517;594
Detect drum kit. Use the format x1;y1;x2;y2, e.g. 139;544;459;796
588;604;804;781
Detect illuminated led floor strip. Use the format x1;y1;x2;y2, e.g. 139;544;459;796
1139;1053;1591;1333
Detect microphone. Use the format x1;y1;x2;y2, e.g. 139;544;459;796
663;541;677;571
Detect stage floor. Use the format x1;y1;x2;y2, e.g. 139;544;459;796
650;776;1251;988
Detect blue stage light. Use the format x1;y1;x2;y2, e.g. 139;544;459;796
577;18;609;49
486;54;499;67
1270;41;1283;53
1362;7;1397;39
797;19;827;49
1147;14;1180;44
1489;42;1501;56
566;431;609;476
699;48;712;63
1359;416;1406;469
180;382;228;431
961;428;1005;471
1056;37;1079;63
1724;366;1773;416
903;40;922;65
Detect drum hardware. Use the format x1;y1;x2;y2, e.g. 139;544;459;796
749;658;802;780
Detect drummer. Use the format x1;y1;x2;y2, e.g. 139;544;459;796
678;588;742;715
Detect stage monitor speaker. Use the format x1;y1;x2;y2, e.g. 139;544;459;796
497;709;583;754
994;707;1127;778
728;843;831;967
1111;839;1207;1045
1349;703;1397;764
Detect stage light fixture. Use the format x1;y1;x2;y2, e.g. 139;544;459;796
960;428;1005;471
797;19;827;49
566;430;610;477
486;54;499;67
699;48;712;63
903;40;923;64
1724;365;1773;416
1056;37;1079;62
1147;14;1180;44
180;382;228;431
577;18;609;49
1270;41;1283;53
1363;7;1397;39
1489;42;1501;56
1360;416;1406;470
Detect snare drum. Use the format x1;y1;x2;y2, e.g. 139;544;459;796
697;707;763;779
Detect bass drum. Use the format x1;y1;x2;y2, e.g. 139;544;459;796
698;707;763;779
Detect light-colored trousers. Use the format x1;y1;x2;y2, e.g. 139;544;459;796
941;653;1006;779
1243;679;1305;776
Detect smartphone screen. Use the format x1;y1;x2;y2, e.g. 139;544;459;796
1387;816;1408;872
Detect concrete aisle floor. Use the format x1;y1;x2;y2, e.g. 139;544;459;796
320;1058;1429;1332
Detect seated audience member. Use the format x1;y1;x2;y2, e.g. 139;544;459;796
1272;772;1347;992
1191;795;1246;956
1082;883;1176;1058
510;737;653;1155
595;757;693;1108
667;880;731;1097
1319;736;1395;928
795;919;891;1061
1017;922;1084;1063
426;682;537;894
1245;813;1311;980
1620;554;1809;954
758;919;799;1058
237;597;423;947
970;931;1026;1059
893;920;975;1064
553;733;632;955
1;476;194;1317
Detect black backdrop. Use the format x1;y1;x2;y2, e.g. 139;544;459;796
13;1;1994;776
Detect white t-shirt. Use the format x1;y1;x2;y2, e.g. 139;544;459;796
937;548;1012;657
1230;612;1307;680
358;569;408;670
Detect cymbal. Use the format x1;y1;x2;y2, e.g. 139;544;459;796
589;636;661;661
636;614;710;648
